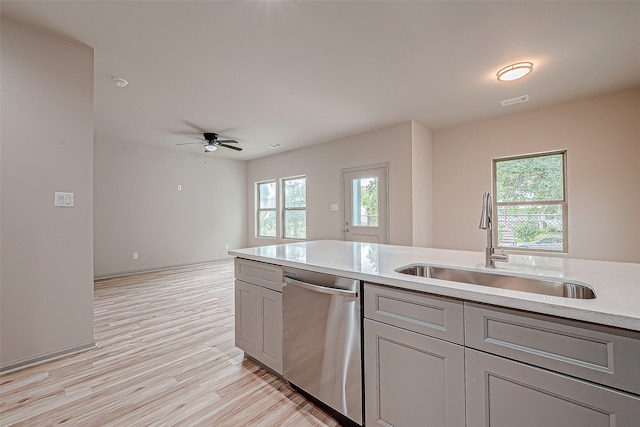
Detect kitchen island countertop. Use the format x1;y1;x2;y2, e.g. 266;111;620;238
229;240;640;331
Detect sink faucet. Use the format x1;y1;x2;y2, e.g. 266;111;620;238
479;192;508;268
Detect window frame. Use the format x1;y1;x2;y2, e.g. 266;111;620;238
256;180;277;238
492;150;568;253
281;175;307;240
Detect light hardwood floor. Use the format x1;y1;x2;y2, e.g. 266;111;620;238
0;260;340;426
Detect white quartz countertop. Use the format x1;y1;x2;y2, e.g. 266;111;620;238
229;240;640;331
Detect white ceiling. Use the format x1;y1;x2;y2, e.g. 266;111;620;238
3;1;640;160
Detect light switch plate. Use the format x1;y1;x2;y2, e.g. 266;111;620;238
54;192;74;207
331;204;339;211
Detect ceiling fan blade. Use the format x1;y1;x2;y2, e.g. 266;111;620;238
176;136;207;146
219;143;243;151
181;120;207;134
217;139;239;144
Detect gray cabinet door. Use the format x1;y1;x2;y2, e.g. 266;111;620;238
256;286;282;373
364;319;465;427
466;348;640;427
234;280;257;356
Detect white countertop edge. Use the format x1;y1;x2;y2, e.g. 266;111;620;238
229;241;640;332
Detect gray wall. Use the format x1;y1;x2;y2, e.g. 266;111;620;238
246;121;433;248
411;122;433;247
432;88;640;263
93;139;247;277
1;17;95;369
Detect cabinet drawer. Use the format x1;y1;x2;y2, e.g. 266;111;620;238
465;302;640;395
235;258;283;292
364;283;464;344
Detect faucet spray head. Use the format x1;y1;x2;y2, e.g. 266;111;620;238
479;192;491;230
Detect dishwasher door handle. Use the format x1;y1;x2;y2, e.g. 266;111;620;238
283;276;358;298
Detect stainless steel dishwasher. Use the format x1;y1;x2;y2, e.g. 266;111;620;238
282;267;362;426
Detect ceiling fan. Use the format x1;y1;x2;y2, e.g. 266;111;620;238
177;132;243;153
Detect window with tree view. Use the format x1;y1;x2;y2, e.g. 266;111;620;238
283;177;306;239
494;151;567;252
257;181;276;237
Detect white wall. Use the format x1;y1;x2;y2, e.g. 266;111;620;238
246;122;419;247
432;88;640;263
1;17;95;369
94;139;247;277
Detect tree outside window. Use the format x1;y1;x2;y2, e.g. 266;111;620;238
257;181;276;237
283;177;306;239
493;151;567;252
353;177;378;226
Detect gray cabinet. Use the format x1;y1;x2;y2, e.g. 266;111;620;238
465;302;640;395
363;283;640;427
364;283;464;345
234;279;257;355
234;258;283;374
465;303;640;426
466;348;640;427
363;283;465;427
255;286;282;372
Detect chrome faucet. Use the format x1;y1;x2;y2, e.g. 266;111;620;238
479;192;508;268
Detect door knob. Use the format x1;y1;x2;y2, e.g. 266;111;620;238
343;228;349;232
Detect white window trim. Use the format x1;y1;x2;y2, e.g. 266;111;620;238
256;180;277;238
492;150;568;253
281;175;307;240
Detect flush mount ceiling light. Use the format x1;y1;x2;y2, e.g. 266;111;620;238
267;144;282;149
496;62;533;82
112;77;128;88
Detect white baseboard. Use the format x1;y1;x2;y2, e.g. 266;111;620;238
93;257;233;280
0;340;96;375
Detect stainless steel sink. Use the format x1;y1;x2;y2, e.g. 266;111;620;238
395;264;596;299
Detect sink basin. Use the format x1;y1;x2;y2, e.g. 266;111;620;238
395;264;596;299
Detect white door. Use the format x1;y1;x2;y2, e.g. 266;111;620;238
342;166;388;243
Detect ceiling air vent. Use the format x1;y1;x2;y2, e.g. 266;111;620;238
500;95;529;107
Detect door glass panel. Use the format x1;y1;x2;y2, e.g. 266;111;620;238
352;177;379;227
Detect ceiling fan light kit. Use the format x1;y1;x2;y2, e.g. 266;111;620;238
175;131;243;153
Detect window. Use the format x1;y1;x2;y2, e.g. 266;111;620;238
282;176;306;239
493;150;567;252
257;181;276;237
351;177;379;226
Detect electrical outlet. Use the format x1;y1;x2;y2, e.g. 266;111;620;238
133;252;139;260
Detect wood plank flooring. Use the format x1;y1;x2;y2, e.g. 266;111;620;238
0;260;340;426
